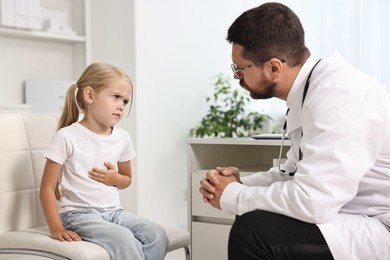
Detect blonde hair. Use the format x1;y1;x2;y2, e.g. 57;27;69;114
55;63;133;200
58;63;133;130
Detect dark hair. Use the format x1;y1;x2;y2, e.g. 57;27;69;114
226;2;310;66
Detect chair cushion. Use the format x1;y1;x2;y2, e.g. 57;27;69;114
0;226;109;260
0;114;190;259
0;225;190;258
160;224;190;252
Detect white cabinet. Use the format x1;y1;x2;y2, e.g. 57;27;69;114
187;138;290;260
191;222;231;260
0;0;91;106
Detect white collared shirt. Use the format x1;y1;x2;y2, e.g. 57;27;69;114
220;51;390;259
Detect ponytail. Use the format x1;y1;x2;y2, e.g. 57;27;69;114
58;84;80;130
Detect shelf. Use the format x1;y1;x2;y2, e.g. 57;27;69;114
193;166;270;175
187;137;290;146
0;26;86;43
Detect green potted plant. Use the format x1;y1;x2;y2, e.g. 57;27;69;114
189;73;271;138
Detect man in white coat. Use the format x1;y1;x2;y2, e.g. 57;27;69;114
199;2;390;260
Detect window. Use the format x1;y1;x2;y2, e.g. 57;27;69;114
284;0;390;86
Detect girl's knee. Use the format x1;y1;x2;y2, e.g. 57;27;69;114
152;224;169;247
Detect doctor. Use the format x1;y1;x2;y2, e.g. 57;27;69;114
199;2;390;260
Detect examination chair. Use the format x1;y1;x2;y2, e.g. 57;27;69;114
0;113;190;260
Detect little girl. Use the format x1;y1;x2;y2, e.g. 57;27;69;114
40;63;168;260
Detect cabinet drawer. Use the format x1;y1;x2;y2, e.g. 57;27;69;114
192;221;231;260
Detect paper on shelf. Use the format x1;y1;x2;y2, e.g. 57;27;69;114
27;0;40;30
0;0;15;27
14;0;27;28
40;8;76;35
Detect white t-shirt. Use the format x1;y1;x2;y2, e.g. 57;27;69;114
44;122;135;214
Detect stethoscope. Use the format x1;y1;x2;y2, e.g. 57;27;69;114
278;59;321;176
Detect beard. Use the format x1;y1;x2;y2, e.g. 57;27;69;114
240;78;276;100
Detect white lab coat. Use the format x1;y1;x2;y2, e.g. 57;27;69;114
220;51;390;259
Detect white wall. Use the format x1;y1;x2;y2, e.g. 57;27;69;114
283;0;390;86
1;0;388;230
89;0;138;214
132;0;390;228
134;0;263;228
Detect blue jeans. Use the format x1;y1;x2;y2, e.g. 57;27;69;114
60;209;168;260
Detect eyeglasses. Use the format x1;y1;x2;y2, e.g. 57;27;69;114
230;59;268;78
231;58;286;78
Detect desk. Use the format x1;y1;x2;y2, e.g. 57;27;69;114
187;138;290;260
